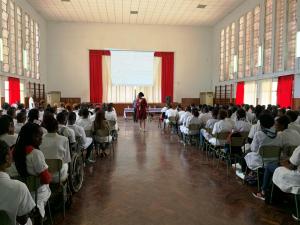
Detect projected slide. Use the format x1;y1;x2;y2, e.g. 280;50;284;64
111;51;154;86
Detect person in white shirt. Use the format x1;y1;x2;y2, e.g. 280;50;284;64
57;112;76;144
234;108;251;133
165;104;179;125
28;96;35;110
209;109;233;146
244;113;282;171
0;140;35;225
76;108;93;135
252;115;300;201
178;106;192;126
40;116;71;183
199;106;212;128
200;109;219;146
180;109;201;135
177;106;185;122
273;146;300;220
287;110;300;135
0;115;18;148
56;103;65;114
68;112;94;163
225;109;235;128
15;111;26;134
13;123;52;218
7;107;17;125
105;104;118;130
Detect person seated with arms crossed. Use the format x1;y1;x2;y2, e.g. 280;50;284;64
56;112;76;144
0;115;18;148
15;111;27;134
40;115;71;183
12;123;52;219
67;112;94;163
253;115;300;201
0;140;36;225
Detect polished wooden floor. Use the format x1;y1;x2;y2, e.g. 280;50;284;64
55;119;297;225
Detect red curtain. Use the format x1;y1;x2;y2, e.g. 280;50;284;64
89;50;110;103
235;82;244;105
154;52;174;103
277;74;294;108
8;77;20;105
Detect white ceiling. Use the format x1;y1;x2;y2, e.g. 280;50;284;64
27;0;246;26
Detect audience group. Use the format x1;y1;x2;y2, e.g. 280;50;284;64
0;101;118;225
162;103;300;221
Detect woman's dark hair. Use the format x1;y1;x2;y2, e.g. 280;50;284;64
212;109;219;119
286;110;298;122
7;107;16;118
192;108;199;117
276;115;290;130
0;115;13;135
0;140;9;166
218;109;227;120
43;115;58;133
28;108;39;122
57;112;66;124
138;92;144;98
94;111;106;130
259;113;274;129
68;112;77;124
236;108;246;120
16;112;26;123
81;108;90;118
14;123;41;177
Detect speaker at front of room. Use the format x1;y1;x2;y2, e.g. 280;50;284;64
166;96;171;105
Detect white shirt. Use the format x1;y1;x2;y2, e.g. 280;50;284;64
179;112;192;126
205;119;219;130
277;128;300;148
76;118;93;132
246;111;256;123
178;111;185;120
14;123;24;134
0;134;18;147
212;119;233;135
225;118;235;128
58;124;76;144
289;122;300;135
67;124;93;149
199;113;212;127
248;120;261;139
165;108;178;118
40;133;71;164
105;111;117;121
273;146;300;194
0;172;35;225
161;107;168;113
29;97;35;110
234;120;251;133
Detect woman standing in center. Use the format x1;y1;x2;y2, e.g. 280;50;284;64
136;92;148;131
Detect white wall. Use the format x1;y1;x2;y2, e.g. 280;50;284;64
46;22;213;102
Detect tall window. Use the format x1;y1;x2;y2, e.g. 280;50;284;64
287;0;297;70
244;81;257;105
220;29;225;81
9;0;16;74
4;80;9;103
24;14;30;77
2;0;9;73
238;16;245;78
253;6;260;76
229;22;235;80
245;11;252;77
16;6;22;76
264;0;273;74
225;26;230;80
275;0;284;72
30;18;35;78
35;22;40;80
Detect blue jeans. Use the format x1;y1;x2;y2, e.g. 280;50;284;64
261;162;279;192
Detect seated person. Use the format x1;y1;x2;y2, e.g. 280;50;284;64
200;108;219;145
0;140;36;225
209;109;233;146
225;109;235;128
253;115;300;201
178;106;192;126
287;110;300;135
105;104;118;130
244;113;282;171
272;146;300;220
67;112;94;163
40;116;71;183
7;107;17;125
0;115;18;148
177;105;185;122
90;107;101;122
13;123;52;218
92;111;112;143
56;112;76;144
180;109;201;135
76;108;93;135
165;104;179;125
15;111;26;134
234;108;251;133
199;106;211;128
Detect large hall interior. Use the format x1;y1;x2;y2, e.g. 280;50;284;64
1;0;300;225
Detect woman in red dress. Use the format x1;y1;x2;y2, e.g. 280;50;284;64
136;92;147;131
